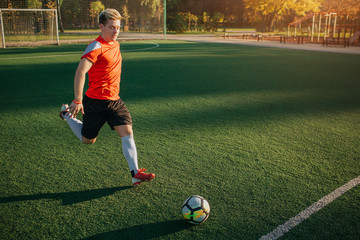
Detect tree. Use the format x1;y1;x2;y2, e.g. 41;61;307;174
202;12;210;31
322;0;360;13
90;1;105;27
141;0;162;17
154;3;164;28
122;4;130;31
55;0;65;33
243;0;323;31
168;12;187;33
45;0;56;9
221;0;246;29
212;12;224;31
60;1;82;29
166;0;246;29
181;11;198;31
26;0;42;8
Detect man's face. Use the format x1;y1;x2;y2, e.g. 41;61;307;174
100;19;120;42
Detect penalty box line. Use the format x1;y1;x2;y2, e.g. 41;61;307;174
259;175;360;240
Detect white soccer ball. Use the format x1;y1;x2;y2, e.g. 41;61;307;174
182;195;210;224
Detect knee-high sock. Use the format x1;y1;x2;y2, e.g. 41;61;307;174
63;113;83;141
121;135;139;175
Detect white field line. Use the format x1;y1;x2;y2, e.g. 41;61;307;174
259;175;360;240
0;42;160;60
122;42;159;52
0;53;80;60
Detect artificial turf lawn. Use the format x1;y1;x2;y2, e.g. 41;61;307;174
0;40;359;239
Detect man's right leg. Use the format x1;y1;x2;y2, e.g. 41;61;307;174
60;104;96;144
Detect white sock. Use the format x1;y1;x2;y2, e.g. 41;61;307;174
63;113;83;141
121;134;139;175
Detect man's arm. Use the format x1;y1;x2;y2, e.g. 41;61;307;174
68;58;93;118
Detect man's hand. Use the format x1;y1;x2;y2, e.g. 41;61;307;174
68;102;85;119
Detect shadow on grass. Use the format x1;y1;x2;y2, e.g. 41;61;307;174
0;186;131;205
1;42;359;121
83;219;193;240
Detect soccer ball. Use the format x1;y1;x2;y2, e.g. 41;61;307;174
182;195;210;224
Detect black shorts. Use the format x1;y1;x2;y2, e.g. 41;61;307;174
81;95;132;139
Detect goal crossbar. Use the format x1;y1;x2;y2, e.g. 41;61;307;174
0;8;60;48
1;8;58;12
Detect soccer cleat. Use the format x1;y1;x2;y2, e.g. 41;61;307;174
60;104;69;120
132;168;155;186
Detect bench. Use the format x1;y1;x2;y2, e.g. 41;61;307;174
223;30;257;40
224;32;265;42
323;37;346;47
323;31;360;47
280;35;308;44
346;31;360;47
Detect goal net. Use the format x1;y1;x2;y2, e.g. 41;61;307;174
57;0;165;42
0;0;165;48
0;8;59;48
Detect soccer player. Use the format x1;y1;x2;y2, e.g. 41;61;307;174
60;8;155;186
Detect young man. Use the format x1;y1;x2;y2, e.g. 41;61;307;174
60;8;155;186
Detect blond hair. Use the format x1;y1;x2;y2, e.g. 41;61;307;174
99;8;121;25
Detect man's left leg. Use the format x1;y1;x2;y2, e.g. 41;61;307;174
115;125;138;174
114;125;155;186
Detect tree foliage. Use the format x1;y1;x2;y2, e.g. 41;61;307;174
4;0;359;33
89;1;105;18
180;12;198;31
141;0;162;17
122;4;130;26
26;0;42;8
322;0;360;13
243;0;323;31
89;1;105;26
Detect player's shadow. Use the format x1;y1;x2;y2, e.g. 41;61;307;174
0;186;131;205
83;219;193;240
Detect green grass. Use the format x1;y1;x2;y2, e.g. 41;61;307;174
60;33;100;40
0;41;359;239
3;33;98;42
3;34;58;42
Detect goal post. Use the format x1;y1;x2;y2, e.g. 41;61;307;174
0;8;60;48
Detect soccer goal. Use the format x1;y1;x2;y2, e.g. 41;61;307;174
0;8;59;48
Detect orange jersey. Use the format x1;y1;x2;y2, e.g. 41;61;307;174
81;36;122;100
